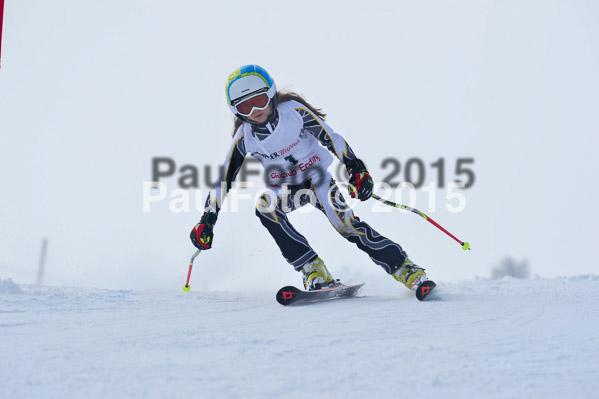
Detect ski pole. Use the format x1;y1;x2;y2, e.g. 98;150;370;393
183;250;201;292
371;193;471;251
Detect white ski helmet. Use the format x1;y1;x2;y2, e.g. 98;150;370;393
225;65;277;119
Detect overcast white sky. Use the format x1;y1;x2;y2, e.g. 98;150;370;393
1;0;598;290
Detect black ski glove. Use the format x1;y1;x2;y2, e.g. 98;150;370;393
190;212;217;250
348;159;374;201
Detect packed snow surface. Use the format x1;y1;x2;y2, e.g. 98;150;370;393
1;276;598;398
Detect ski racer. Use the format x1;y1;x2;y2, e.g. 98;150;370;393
190;64;431;292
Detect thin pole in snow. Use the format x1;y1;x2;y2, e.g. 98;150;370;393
36;238;48;286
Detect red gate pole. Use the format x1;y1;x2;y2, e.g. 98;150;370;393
0;0;5;68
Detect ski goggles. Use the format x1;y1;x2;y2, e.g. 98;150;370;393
234;92;271;116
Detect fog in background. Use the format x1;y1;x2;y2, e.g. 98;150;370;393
1;0;598;291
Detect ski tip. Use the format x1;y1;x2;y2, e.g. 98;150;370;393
416;280;437;301
276;286;302;306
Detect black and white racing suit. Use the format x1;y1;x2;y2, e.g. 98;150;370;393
203;100;408;273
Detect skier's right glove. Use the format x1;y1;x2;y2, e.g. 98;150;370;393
190;212;217;250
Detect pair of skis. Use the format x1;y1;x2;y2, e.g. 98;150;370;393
275;280;436;306
272;194;464;305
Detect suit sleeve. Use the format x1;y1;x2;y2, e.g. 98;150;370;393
293;103;360;171
204;129;247;215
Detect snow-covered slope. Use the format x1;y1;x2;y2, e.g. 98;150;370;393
1;276;598;398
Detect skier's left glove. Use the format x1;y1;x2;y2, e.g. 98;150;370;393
190;212;217;250
348;159;374;201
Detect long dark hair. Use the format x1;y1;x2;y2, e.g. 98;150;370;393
231;90;326;137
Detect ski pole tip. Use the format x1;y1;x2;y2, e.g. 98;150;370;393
462;242;470;251
183;284;191;292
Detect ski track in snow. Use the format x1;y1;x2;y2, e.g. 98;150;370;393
1;276;598;399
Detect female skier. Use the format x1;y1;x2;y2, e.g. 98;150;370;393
190;64;431;292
